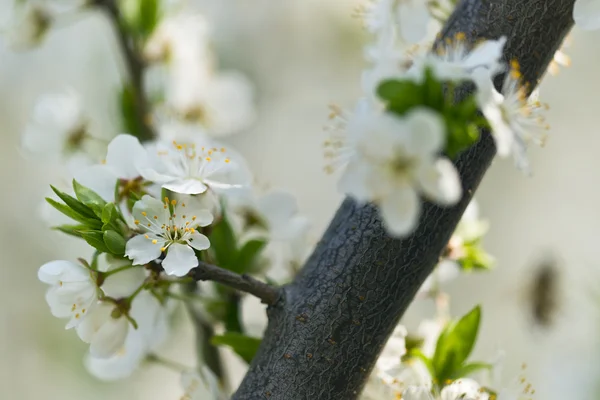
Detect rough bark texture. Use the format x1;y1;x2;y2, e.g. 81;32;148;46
234;0;575;398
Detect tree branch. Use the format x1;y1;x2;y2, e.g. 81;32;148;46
191;261;281;305
233;0;574;398
93;0;155;142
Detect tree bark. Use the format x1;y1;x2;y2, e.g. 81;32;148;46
234;0;575;398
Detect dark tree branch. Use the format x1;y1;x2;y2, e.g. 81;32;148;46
233;0;574;398
191;261;281;305
93;0;155;142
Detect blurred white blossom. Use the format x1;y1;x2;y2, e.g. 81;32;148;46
8;2;52;49
474;66;548;172
38;259;99;329
21;90;88;160
339;107;461;236
76;302;130;359
573;0;600;30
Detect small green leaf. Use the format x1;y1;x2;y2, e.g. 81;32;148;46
377;79;423;115
450;362;492;380
53;224;89;238
223;294;243;333
50;186;97;219
138;0;160;38
73;180;107;216
233;239;266;274
80;231;111;253
103;230;126;255
432;305;482;384
45;198;103;229
101;203;118;224
120;84;141;138
209;211;238;269
211;333;262;364
406;348;435;378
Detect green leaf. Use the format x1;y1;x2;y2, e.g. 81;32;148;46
209;211;238;269
53;224;89;238
432;305;482;384
101;203;118;224
233;239;266;274
45;198;103;229
406;348;435;378
103;230;126;255
50;186;97;219
80;231;111;253
377;79;423;115
120;84;141;138
223;295;243;333
73;180;107;217
211;333;261;364
450;362;492;380
138;0;159;38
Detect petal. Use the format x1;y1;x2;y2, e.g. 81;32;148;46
404;108;446;155
417;158;462;205
338;159;375;202
162;243;198;276
256;191;298;229
379;187;421;237
188;209;214;228
163;178;208;195
574;0;600;30
106;135;146;180
463;37;506;69
187;232;210;251
76;304;112;343
132;195;169;227
396;2;429;44
38;260;71;284
84;330;146;381
89;316;130;359
75;165;118;202
125;234;164;265
402;386;436;400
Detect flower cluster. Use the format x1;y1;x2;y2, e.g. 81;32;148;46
13;0;311;396
328;0;550;237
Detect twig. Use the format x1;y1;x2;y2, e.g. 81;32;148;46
191;261;280;305
92;0;155;142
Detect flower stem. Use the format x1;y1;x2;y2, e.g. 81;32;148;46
104;263;139;278
146;353;190;372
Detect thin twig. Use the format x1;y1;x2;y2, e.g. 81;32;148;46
191;261;280;305
92;0;155;141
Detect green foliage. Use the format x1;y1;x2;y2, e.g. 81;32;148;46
119;84;142;139
211;333;262;364
48;181;129;257
119;0;161;40
377;68;489;159
431;305;482;385
459;240;494;271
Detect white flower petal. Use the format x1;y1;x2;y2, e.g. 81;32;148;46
75;165;118;202
574;0;600;30
88;315;130;359
162;243;198;276
132;195;170;228
106;134;147;179
379;187;421;237
187;232;210;251
417;158;462;205
163;178;208;195
84;330;146;381
125;234;164;265
404;108;446;155
396;2;429;44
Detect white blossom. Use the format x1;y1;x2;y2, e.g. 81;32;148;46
140;136;251;195
76;302;130;359
360;0;430;44
573;0;600;30
85;291;172;380
145;13;256;136
339;107;461;237
8;2;52;49
38;260;99;329
21;90;87;160
412;35;506;82
180;368;226;400
125;195;212;276
403;379;489;400
473;66;549;172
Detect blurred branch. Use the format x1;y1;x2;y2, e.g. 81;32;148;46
92;0;155;142
192;261;280;305
233;0;574;399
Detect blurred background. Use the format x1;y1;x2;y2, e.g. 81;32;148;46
1;0;600;398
